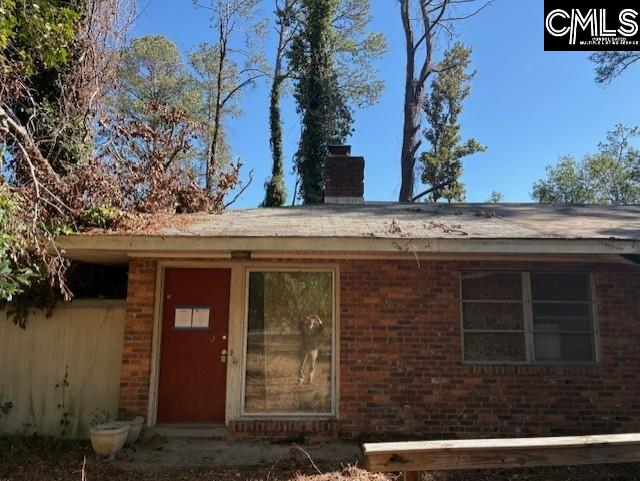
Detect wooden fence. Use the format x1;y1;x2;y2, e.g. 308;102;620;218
0;301;125;438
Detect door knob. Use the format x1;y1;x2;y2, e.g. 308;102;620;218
220;349;228;363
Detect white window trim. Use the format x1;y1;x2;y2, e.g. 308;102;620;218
460;270;601;366
239;267;338;418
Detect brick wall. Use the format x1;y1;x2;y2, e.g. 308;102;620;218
228;420;339;439
119;259;156;416
324;155;364;199
337;259;640;440
118;257;640;439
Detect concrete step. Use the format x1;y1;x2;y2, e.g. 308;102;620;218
145;424;228;439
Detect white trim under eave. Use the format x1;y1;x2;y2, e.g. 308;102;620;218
57;235;640;260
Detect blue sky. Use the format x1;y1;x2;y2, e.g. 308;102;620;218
131;1;640;208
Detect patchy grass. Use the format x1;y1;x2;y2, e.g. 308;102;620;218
1;436;640;481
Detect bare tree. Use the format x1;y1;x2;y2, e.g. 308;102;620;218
192;0;269;190
398;0;490;202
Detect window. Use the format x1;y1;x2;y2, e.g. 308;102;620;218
244;270;335;415
66;262;128;299
461;271;598;364
531;273;596;362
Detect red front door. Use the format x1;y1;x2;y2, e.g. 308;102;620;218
157;268;230;423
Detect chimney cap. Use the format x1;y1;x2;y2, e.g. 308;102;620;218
328;144;351;156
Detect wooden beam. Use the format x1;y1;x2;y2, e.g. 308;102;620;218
363;433;640;472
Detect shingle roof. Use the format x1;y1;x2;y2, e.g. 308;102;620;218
134;203;640;240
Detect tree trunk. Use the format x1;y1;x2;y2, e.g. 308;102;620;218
207;33;227;191
399;0;423;203
263;16;287;207
399;79;422;202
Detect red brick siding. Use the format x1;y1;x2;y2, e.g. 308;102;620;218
119;259;157;416
337;260;640;439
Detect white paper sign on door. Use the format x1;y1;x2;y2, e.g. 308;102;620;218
174;308;193;328
192;307;210;328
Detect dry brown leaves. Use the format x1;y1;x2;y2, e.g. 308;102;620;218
2;100;242;312
2;437;640;481
292;466;394;481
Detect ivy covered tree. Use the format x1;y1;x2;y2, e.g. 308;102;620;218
532;125;640;204
263;0;386;206
262;0;300;207
418;43;485;202
289;0;353;204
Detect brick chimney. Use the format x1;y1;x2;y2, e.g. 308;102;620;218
324;145;364;204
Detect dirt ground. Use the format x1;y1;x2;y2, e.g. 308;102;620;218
1;436;640;481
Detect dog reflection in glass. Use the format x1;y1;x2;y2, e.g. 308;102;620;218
298;314;324;385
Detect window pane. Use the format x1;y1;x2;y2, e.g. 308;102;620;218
245;272;333;414
461;272;522;300
464;333;526;362
533;303;592;331
531;273;590;301
463;302;524;330
534;333;595;362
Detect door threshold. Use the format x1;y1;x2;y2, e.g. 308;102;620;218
147;423;229;439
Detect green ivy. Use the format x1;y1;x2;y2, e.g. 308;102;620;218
289;0;353;204
83;205;122;229
0;190;38;303
0;0;79;76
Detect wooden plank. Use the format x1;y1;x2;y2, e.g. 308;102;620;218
363;433;640;472
225;264;245;422
364;433;640;454
403;472;421;481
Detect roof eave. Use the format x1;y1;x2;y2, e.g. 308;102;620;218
56;235;640;263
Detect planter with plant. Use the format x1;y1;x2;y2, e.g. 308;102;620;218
89;410;129;460
118;409;145;445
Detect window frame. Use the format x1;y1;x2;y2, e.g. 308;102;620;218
460;270;600;366
240;267;338;418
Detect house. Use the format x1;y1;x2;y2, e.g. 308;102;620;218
3;145;640;439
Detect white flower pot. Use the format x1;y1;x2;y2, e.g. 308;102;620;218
124;416;145;445
90;422;129;460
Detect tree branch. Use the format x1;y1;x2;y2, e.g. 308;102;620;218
224;168;253;208
220;74;266;106
411;178;455;202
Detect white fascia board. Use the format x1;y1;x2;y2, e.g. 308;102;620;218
56;235;640;260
